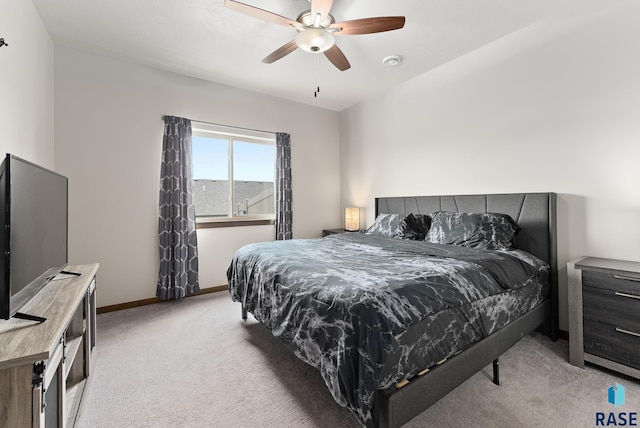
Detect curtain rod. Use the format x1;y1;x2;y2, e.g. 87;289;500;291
190;119;278;136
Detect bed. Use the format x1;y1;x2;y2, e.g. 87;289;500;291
227;192;558;427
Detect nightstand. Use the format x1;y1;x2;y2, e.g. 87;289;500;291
322;228;347;237
568;257;640;379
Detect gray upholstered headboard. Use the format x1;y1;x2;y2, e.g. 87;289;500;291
375;192;558;338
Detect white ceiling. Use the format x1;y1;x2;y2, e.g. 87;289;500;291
34;0;593;111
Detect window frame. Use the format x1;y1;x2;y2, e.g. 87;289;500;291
191;122;276;227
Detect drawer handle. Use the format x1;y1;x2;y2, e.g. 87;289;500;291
614;274;640;282
616;327;640;338
614;291;640;300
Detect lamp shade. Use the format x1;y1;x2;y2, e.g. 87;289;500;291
345;207;360;232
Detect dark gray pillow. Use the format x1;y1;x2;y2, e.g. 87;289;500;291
425;211;519;250
403;213;431;240
364;213;406;238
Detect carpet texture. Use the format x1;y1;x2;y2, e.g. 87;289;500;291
78;292;639;428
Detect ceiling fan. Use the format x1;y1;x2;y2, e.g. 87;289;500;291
224;0;405;71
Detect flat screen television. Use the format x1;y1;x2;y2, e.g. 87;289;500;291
0;154;68;321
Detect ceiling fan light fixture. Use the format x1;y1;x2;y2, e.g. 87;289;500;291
295;28;335;53
296;28;336;53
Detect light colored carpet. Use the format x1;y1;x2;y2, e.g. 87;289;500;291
78;291;639;428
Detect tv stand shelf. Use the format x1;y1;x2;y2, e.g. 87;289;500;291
0;263;98;428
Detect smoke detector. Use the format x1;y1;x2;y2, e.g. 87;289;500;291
382;55;402;67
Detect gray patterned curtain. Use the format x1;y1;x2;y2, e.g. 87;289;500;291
156;116;200;300
275;132;292;240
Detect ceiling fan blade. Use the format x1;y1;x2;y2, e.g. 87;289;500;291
224;0;297;28
324;45;350;71
311;0;334;23
262;40;298;64
329;16;406;35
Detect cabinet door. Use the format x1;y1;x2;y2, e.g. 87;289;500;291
34;374;63;428
44;341;65;428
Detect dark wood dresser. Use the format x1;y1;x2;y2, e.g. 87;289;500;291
568;257;640;379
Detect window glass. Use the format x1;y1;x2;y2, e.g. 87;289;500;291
192;136;229;217
191;125;275;220
232;140;275;216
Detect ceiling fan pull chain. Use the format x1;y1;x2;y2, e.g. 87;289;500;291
313;52;320;98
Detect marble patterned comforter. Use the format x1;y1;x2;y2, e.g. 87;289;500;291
227;233;549;427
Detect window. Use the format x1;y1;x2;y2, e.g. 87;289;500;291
191;122;276;223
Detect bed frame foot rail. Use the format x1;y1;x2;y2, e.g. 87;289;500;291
371;300;549;428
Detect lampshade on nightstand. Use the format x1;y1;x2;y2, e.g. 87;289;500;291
345;207;360;232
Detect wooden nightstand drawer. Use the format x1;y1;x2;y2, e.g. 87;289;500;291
583;270;640;295
583;285;640;332
584;319;640;370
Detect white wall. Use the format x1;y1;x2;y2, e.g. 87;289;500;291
339;1;640;331
0;0;54;166
54;47;341;307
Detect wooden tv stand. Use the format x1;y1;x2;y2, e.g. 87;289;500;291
0;263;98;428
